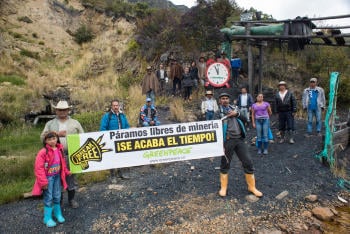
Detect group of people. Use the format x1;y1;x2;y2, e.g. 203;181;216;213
201;77;326;156
32;75;325;228
32;96;163;227
142;50;235;104
206;77;325;199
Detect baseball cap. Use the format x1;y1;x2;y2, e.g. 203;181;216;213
146;98;152;102
219;92;231;98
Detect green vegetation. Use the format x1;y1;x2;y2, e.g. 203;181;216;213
73;25;95;45
0;124;41;204
0;74;25;86
20;49;40;59
73;111;104;132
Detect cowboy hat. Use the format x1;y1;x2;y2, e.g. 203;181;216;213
52;100;72;110
278;81;287;86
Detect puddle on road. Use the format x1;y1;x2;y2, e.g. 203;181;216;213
323;206;350;233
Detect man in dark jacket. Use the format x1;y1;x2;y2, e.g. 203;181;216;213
237;87;254;129
274;81;297;144
215;93;263;198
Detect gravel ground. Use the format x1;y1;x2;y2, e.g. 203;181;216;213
0;109;349;233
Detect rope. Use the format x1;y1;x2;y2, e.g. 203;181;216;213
315;72;350;191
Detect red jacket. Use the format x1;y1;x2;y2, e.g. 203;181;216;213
31;144;71;196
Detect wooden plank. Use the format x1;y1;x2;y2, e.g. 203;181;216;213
333;127;349;148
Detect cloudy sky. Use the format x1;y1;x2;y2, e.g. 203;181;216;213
170;0;350;32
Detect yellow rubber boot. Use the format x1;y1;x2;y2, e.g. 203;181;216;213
245;174;263;197
218;173;228;197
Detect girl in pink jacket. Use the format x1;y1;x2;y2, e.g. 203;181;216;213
32;132;71;228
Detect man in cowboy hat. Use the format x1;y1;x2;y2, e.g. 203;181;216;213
201;90;218;120
41;100;84;208
215;93;263;198
274;81;297;144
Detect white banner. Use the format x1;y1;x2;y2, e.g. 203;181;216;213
67;120;224;173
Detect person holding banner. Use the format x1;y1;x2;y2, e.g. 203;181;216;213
216;93;263;198
100;99;131;183
32;132;71;227
41;100;84;209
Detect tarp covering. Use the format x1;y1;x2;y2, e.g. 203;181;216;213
221;23;284;37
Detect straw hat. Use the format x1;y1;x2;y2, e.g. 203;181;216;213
205;90;213;95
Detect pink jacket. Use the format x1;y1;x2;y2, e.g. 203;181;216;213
31;144;71;196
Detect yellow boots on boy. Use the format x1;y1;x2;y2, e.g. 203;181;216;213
218;173;228;197
218;173;263;198
245;173;263;197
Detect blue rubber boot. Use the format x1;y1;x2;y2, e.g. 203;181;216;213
263;142;269;155
43;206;57;228
53;203;65;223
257;141;262;155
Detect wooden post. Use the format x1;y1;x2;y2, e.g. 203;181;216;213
258;43;263;93
246;23;253;94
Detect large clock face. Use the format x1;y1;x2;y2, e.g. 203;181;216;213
206;62;230;87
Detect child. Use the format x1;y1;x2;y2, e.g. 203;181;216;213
32;131;71;228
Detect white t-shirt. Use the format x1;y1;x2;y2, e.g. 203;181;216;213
241;94;248;107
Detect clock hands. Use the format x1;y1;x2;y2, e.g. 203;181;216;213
214;65;219;75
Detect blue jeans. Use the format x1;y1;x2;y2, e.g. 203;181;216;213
143;120;160;126
205;111;215;120
307;107;322;133
256;118;269;143
43;174;61;207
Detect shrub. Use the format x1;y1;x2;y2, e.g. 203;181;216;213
73;111;104;132
73;25;94;45
127;39;139;52
0;74;25;86
20;49;40;59
118;71;142;90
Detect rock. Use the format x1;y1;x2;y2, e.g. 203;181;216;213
275;190;289;200
257;228;282;234
311;207;335;221
146;187;153;192
301;210;312;217
113;222;121;228
245;194;260;203
165;220;174;226
278;223;288;231
108;184;124;190
23;192;32;198
305;194;318;202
